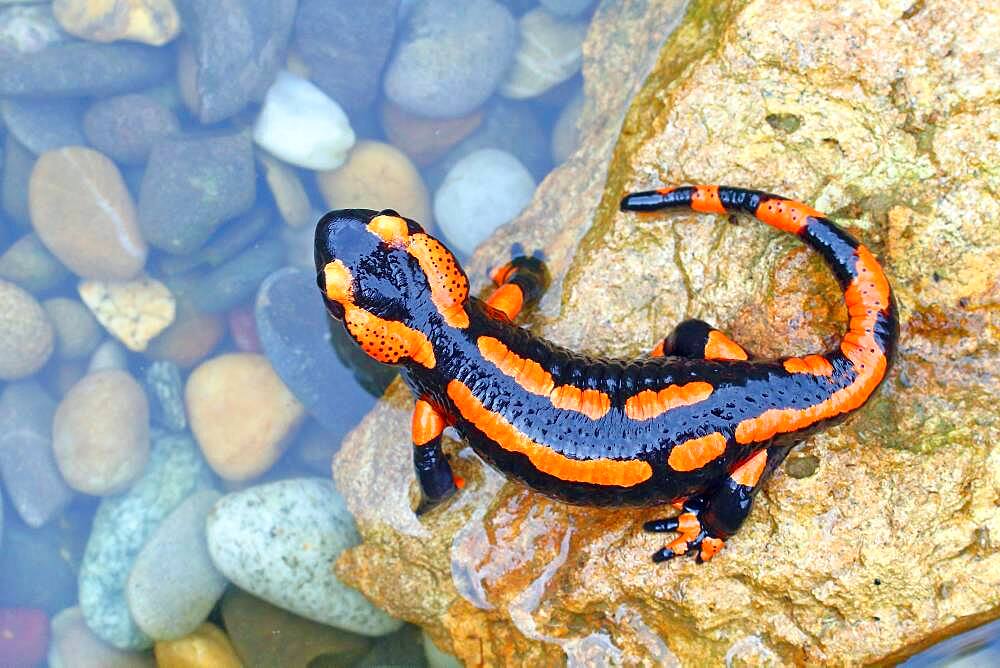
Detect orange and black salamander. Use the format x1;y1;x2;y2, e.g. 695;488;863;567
314;185;897;562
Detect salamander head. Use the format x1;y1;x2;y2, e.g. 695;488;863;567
314;208;469;368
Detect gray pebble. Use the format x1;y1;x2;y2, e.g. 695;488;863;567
0;233;70;294
83;94;180;165
2;133;32;224
0;98;87;154
540;0;596;17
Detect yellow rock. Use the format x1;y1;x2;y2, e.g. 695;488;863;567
78;276;176;352
186;353;305;481
316;140;432;226
154;623;243;668
53;0;180;46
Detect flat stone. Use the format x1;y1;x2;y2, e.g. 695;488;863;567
126;490;226;641
53;0;180;46
49;607;155;668
174;0;296;123
138;131;255;255
254;267;391;435
383;0;517;118
293;0;399;113
83;94;180;166
79;276;176;352
79;431;214;650
206;478;403;636
0;97;86;154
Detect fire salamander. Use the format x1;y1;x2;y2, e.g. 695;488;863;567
314;185;897;562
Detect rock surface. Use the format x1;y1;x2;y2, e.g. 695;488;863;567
330;0;1000;665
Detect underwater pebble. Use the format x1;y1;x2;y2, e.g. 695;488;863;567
207;479;403;637
0;279;54;380
0;522;79;615
0;98;87;155
355;625;427;668
253;70;355;171
540;0;596;17
423;630;462;668
83;94;180;165
153;622;241;668
186;239;286;314
258;152;312;227
0;4;68;57
2;135;33;224
317;140;430;223
79;276;176;352
227;305;261;353
434;148;536;255
501;8;587;99
221;588;372;666
126;490;226;641
552;89;584;163
0;233;70;294
145;302;223;369
42;297;101;360
0;608;49;668
78;431;214;650
49;607;155;668
143;361;186;431
87;339;128;373
29;146;147;280
186;353;305;481
53;369;150;495
53;0;180;46
0;381;74;528
138;131;255;255
380;101;483;167
383;0;517;118
255;267;390;435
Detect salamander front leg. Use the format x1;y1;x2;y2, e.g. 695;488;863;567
412;398;462;516
644;445;793;562
650;319;750;361
486;256;550;320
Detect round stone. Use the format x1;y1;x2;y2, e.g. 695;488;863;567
52;0;180;46
42;297;101;360
0;233;71;295
252;70;355;171
500;8;587;100
317;140;431;224
83;94;180;166
29;146;147;280
433;148;536;255
52;369;150;495
49;607;155;668
383;0;517;118
0;279;54;381
186;353;305;481
153;623;241;668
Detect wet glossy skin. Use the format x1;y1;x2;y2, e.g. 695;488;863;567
314;185;898;562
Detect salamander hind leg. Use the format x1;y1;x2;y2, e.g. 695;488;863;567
650;319;750;361
644;445;792;562
412;398;463;516
486;255;550;320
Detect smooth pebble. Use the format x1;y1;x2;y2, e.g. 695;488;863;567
0;279;54;380
42;297;101;360
83;94;180;165
153;622;242;668
48;607;155;668
52;0;180;45
501;8;587;99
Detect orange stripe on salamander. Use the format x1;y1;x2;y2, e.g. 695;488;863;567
735;245;890;444
412;398;445;446
731;449;768;487
783;354;834;376
704;330;749;361
667;432;727;472
754;198;823;234
625;381;713;421
447;379;652;487
477;337;611;419
486;283;524;320
691;185;727;214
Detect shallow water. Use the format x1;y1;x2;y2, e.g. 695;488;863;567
0;0;993;666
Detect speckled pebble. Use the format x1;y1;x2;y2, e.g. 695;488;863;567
143;361;186;431
42;297;101;360
79;431;214;650
206;478;403;636
0;279;54;380
79;276;176;352
434;148;536;255
53;370;150;495
126;490;226;641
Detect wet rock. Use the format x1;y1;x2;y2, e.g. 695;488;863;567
87;339;128;373
500;8;587;100
227;305;260;353
29;146;146;280
539;0;595;17
207;479;402;637
79;276;176;351
79;431;214;650
145;301;223;369
221;588;372;666
0;98;87;154
317;140;431;224
143;361;186;431
138;131;255;255
253;71;355;170
53;369;150;495
551;89;584;163
383;0;517;119
423;630;461;668
53;0;180;46
293;0;398;113
174;0;296;123
83;94;180;165
434;148;535;255
186;239;286;314
0;279;54;380
380;101;483;167
0;608;49;668
332;0;1000;664
43;297;101;360
153;622;241;668
0;4;69;58
186;353;305;481
254;267;391;435
355;625;427;668
49;607;155;668
126;490;226;641
258;152;311;227
1;134;32;224
0;233;69;294
0;381;74;527
0;41;171;97
155;206;272;277
0;522;79;615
